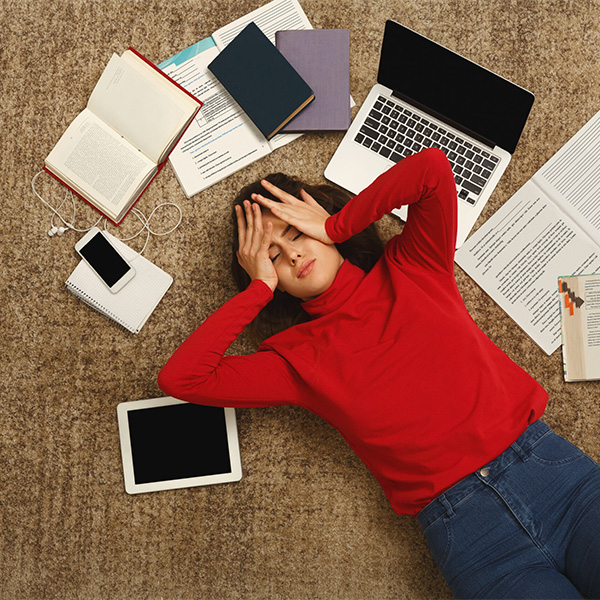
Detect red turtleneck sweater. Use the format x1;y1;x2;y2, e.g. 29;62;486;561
158;148;547;516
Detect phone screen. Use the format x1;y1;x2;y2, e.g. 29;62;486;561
79;231;132;287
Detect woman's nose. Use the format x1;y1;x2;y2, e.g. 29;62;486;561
285;245;302;264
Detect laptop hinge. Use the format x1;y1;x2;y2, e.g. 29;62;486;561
391;91;497;150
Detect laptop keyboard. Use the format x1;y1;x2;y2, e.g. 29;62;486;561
354;95;500;205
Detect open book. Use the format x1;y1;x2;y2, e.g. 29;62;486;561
455;109;600;355
45;48;202;225
559;273;600;381
158;0;312;198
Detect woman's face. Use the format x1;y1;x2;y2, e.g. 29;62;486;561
261;209;344;301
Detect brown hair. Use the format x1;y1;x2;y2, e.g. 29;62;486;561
232;173;384;345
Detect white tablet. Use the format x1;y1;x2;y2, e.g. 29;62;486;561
117;397;242;494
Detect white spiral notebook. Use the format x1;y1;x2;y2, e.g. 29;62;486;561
65;232;173;333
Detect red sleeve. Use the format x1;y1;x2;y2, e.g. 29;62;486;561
325;148;457;273
157;280;305;408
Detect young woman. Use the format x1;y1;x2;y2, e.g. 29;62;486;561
158;148;600;599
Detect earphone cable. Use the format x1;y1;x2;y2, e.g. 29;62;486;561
32;171;183;255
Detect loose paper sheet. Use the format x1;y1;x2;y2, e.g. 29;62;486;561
456;181;600;355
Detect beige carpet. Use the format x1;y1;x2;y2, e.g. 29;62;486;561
2;0;600;598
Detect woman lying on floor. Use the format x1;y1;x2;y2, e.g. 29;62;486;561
158;148;600;600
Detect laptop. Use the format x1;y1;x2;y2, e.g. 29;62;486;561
324;20;535;248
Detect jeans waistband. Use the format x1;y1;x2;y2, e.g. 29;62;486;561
417;420;550;530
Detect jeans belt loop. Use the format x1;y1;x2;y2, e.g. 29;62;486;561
511;441;529;462
439;494;455;518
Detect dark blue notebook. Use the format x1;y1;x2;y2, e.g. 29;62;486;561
208;22;314;140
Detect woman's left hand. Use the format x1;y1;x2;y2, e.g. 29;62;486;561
252;180;334;245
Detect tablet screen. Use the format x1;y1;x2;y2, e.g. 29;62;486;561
117;397;242;494
128;403;232;484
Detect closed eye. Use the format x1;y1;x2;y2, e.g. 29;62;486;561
269;227;301;261
289;227;302;241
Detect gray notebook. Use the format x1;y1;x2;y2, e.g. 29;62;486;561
277;29;351;132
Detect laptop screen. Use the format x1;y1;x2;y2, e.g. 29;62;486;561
377;20;534;154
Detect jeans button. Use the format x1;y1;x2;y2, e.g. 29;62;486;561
480;468;490;477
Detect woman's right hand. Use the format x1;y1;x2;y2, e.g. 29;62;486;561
235;200;278;293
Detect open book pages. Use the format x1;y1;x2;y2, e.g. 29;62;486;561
158;0;311;198
91;51;199;164
45;49;200;224
559;274;600;381
45;111;156;223
455;109;600;355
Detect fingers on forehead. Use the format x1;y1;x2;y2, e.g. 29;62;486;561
261;179;299;202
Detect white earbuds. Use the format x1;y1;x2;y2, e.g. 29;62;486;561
48;226;68;237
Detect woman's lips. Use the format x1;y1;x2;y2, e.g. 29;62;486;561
297;258;316;278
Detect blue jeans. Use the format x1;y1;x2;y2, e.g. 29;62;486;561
417;420;600;599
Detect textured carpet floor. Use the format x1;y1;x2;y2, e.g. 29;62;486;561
1;0;599;598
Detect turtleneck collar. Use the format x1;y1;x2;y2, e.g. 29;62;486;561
301;260;366;319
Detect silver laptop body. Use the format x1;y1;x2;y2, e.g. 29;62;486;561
325;20;534;248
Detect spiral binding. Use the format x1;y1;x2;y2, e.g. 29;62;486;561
65;282;138;333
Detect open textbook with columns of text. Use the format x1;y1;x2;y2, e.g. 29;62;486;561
455;109;600;355
158;0;311;198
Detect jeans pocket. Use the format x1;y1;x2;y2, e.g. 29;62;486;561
422;515;452;571
530;430;583;465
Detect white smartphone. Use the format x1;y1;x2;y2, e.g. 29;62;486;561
75;227;136;293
